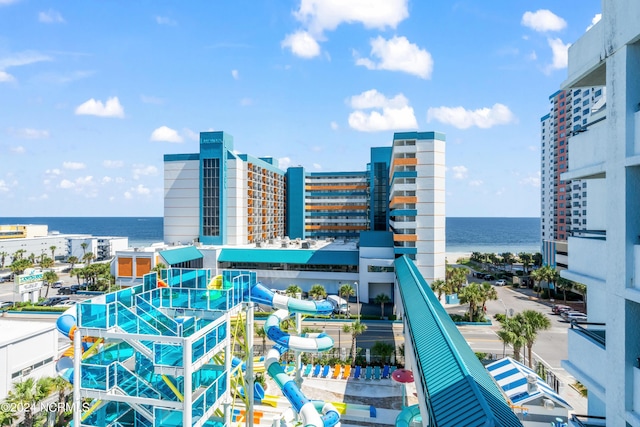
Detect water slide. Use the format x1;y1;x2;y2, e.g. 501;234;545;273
395;404;421;427
250;283;340;427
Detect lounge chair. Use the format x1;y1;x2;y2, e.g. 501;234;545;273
332;364;342;379
321;365;330;378
312;364;321;377
353;365;362;379
365;366;373;380
389;366;397;377
342;364;351;379
303;364;313;377
382;365;390;379
374;365;381;380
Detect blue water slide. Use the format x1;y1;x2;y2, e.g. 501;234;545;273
250;283;340;427
395;404;422;427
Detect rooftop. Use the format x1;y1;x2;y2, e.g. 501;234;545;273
0;320;56;347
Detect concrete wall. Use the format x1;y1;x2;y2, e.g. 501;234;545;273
164;159;200;245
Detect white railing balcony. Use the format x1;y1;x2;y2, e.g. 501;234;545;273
564;326;606;390
567;119;607;175
564;20;605;88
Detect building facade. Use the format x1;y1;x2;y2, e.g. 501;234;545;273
560;1;640;425
540;87;605;268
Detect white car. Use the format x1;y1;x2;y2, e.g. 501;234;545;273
495;279;507;286
561;311;587;322
54;300;77;307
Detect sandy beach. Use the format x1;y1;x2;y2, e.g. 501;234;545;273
445;252;472;264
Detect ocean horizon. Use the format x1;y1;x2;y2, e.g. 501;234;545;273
0;216;541;255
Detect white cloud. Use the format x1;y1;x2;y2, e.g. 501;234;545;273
586;14;602;31
75;96;125;118
183;128;199;141
140;95;165;105
10;146;25;154
330;121;338;130
231;69;239;80
155;16;177;26
278;157;292;170
59;179;75;189
38;9;65;23
9;128;50;139
150;126;183;143
520;172;541;188
0;177;18;193
521;10;567;32
527;51;538;61
348;89;417;132
63;161;86;170
313;163;322;170
124;184;151;199
115;177;125;184
281;31;321;58
469;180;483;187
240;98;254;106
102;176;112;184
0;0;20;5
294;0;408;36
451;166;468;180
355;36;433;79
103;160;124;168
132;164;158;180
544;38;571;74
0;71;14;82
45;168;62;176
427;103;516;129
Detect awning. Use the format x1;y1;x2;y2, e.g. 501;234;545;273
159;246;203;266
217;248;358;266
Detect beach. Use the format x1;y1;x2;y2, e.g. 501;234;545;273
445;252;472;264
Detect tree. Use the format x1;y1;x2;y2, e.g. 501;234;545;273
497;316;527;362
339;284;355;314
28;253;36;264
518;252;533;274
42;271;59;298
82;252;95;265
255;323;267;354
50;376;71;426
0;405;16;427
556;277;573;303
9;258;33;275
343;320;367;365
309;284;326;301
67;255;79;270
574;282;587;308
532;252;543;268
49;245;57;262
373;293;391;319
40;256;54;269
501;252;514;271
430;279;447;302
285;285;302;297
13;249;26;261
80;242;88;255
459;283;484;321
470;252;482;263
371;341;395;363
530;268;544;298
479;282;498;313
521;310;551;368
446;266;468;294
7;377;53;427
0;251;7;269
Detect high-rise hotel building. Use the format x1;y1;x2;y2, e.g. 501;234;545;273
164;130;445;283
559;1;640;425
540;87;605;268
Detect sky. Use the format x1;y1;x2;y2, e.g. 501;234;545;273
0;1;602;217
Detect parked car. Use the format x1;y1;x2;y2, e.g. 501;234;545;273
0;301;13;309
69;283;88;293
39;296;70;307
54;300;77;307
495;279;507;286
51;281;64;288
484;274;495;281
551;304;572;314
58;287;75;295
561;311;588;322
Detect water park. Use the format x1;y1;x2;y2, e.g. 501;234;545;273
54;268;404;427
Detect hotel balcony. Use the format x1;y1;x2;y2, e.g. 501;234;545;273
562;322;606;397
564;234;606;282
563;20;605;89
569;414;606;427
562;119;606;181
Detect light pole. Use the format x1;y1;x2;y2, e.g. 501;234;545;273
354;281;360;321
499;298;508;358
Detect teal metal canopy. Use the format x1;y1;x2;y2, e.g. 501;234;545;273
218;248;358;266
159;246;203;266
394;256;523;427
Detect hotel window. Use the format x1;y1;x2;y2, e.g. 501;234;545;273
595;89;602;97
202;158;221;236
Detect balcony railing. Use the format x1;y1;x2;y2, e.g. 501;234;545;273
570;414;606;427
570;321;605;348
570;229;606;240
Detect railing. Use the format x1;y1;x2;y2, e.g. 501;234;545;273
569;229;606;239
570;414;606;427
570;321;606;348
135;294;180;336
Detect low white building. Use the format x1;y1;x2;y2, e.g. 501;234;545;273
0;320;58;400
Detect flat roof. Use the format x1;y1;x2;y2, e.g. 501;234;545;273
0;320;56;347
159;246;204;265
218;246;359;265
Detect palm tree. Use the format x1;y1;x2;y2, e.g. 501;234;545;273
66;255;78;271
0;251;7;269
309;284;326;301
574;283;587;308
42;271;59;298
255;323;267;354
82;252;95;265
479;282;498;314
521;310;551;368
70;268;82;285
501;252;513;271
470;252;482;263
50;376;71;426
339;284;355;314
459;283;484;321
556;277;573;303
430;279;447;301
518;252;533;274
40;256;54;269
28;253;36;264
343;320;367;365
7;377;53;427
286;285;302;297
80;242;88;256
13;249;26;261
10;258;33;275
530;268;544;298
151;262;167;273
532;252;543;268
497;316;527;362
373;293;391;319
446;266;468;294
49;245;57;262
0;405;16;427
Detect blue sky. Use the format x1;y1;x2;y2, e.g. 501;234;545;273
0;1;601;217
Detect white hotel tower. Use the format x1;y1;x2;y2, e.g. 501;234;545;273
560;1;640;426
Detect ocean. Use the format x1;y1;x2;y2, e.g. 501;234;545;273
0;216;541;255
